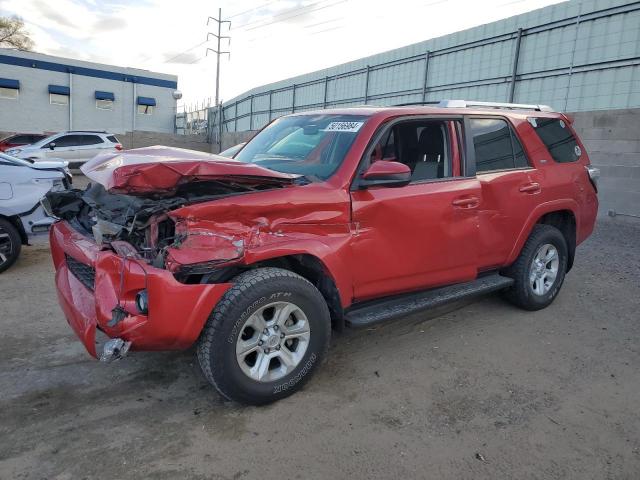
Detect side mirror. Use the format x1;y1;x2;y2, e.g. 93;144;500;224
360;160;411;188
48;142;56;150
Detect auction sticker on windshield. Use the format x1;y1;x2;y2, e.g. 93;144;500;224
323;121;364;133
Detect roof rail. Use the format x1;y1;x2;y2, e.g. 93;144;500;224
65;130;108;133
392;101;440;107
437;100;554;112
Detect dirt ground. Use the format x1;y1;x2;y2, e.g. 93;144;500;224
0;214;639;480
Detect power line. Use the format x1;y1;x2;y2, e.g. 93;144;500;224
234;0;347;32
163;40;208;64
227;0;282;19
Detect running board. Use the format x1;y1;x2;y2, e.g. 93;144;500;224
345;274;514;328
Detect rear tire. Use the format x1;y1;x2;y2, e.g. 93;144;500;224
0;218;21;273
503;224;568;311
197;267;331;405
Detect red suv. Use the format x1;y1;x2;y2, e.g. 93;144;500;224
47;100;598;405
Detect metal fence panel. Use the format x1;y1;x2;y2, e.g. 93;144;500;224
208;0;640;133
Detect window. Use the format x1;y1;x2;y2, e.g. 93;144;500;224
79;135;104;146
369;120;453;182
530;117;581;163
235;114;368;181
0;78;19;99
50;93;69;106
137;96;156;115
469;118;529;173
0;87;18;100
96;99;113;110
7;135;32;144
48;135;84;148
106;135;120;143
137;104;154;115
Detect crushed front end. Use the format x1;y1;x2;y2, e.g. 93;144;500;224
47;147;298;359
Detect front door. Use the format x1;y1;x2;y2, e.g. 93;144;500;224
43;134;84;160
349;119;481;302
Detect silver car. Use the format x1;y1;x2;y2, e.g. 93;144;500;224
0;153;71;272
5;131;122;169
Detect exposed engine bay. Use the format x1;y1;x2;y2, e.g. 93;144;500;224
45;180;282;274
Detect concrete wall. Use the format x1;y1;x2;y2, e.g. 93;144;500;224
220;131;256;151
0;49;178;134
120;130;211;153
571;108;640;217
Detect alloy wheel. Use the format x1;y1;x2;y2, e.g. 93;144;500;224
529;243;559;296
235;301;311;382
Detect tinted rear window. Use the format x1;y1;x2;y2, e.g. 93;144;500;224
530;117;581;163
469;118;530;173
80;135;104;145
107;135;119;143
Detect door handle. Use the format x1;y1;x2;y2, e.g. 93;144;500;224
452;196;479;209
519;182;541;194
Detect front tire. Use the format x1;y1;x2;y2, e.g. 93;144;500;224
197;267;331;405
0;218;22;274
503;224;568;311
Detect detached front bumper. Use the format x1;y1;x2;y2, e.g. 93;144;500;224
50;221;231;358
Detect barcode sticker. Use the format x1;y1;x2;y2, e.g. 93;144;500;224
323;121;364;133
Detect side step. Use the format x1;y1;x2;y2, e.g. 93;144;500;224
345;274;514;328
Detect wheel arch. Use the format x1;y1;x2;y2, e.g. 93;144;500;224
245;253;346;331
0;214;28;245
507;201;579;272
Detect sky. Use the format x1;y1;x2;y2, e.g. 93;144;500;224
0;0;566;109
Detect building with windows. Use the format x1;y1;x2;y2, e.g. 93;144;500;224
0;49;179;135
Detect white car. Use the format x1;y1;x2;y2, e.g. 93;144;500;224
6;131;122;168
0;153;71;272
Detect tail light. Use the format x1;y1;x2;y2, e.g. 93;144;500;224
586;165;600;193
115;144;123;151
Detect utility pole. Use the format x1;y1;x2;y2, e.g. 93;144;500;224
206;8;231;107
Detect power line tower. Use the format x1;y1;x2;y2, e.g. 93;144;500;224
206;8;231;107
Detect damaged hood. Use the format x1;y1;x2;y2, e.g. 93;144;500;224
81;145;299;195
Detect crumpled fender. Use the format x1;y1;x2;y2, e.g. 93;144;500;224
165;185;355;307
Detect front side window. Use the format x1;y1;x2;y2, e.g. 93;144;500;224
530;117;581;163
49;135;83;148
469;118;529;173
368;120;454;182
235;114;368;181
50;93;69;106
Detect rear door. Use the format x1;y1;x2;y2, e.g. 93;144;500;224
349;118;481;301
74;135;106;162
467;116;542;269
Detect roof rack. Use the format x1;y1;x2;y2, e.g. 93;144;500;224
437;100;554;112
64;130;108;133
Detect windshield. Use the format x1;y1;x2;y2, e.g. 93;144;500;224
0;152;32;167
235;114;368;180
